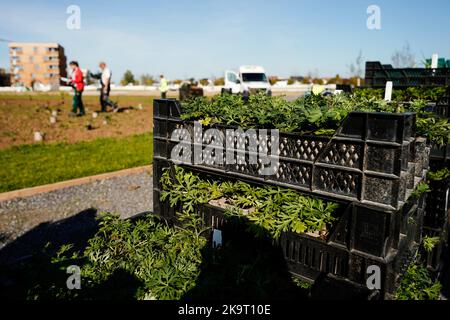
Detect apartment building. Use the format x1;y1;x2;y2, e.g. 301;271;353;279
9;42;67;88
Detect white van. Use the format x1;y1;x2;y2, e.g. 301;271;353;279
223;65;271;97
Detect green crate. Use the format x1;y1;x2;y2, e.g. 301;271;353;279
426;58;447;68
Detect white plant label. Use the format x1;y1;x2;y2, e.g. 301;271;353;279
431;53;439;69
384;81;393;102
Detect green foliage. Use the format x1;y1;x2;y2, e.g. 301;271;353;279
354;87;447;102
395;260;441;300
160;166;338;239
180;92;450;145
140;74;155;86
121;70;138;85
181;93;359;135
422;236;441;252
27;212;207;300
268;76;279;85
407;101;450;146
213;77;225;86
291;276;312;290
0;133;153;192
352;88;450;146
411;181;430;199
427;167;450;181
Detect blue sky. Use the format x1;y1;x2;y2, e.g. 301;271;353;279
1;0;449;82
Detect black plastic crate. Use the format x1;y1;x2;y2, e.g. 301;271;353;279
310;274;380;300
424;175;450;229
434;95;450;118
153;160;426;299
420;225;449;275
154;99;428;210
153;99;182;118
347;241;419;300
364;61;450;88
153;160;425;258
430;143;450;162
153;192;423;300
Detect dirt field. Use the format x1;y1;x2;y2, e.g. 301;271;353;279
0;93;156;149
0;91;304;150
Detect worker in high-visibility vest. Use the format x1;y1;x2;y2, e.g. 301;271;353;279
159;74;168;99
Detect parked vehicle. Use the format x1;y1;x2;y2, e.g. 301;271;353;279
223;65;271;97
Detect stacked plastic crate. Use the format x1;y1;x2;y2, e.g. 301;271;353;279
153;99;431;299
365;61;450;88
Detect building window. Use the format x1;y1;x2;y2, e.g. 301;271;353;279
33;47;38;54
29;56;34;62
35;64;40;70
13;66;23;73
11;47;23;55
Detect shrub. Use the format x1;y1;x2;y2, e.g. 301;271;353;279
26;212;207;300
269;76;279;85
395;259;441;300
213;77;225;86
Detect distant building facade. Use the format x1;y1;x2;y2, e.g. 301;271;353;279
0;68;11;86
9;42;67;88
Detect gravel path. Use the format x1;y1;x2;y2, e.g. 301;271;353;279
0;171;153;260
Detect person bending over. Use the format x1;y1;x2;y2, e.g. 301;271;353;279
90;62;118;112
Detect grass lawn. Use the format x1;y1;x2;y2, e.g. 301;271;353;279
0;133;153;193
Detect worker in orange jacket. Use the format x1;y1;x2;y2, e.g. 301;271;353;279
68;61;85;116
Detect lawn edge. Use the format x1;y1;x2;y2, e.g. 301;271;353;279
0;165;152;202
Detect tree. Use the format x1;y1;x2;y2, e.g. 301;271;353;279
199;79;209;86
269;76;279;85
140;74;155;86
301;77;312;84
348;50;364;78
391;43;415;68
121;70;137;85
213;77;225;86
327;74;342;84
312;78;324;85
